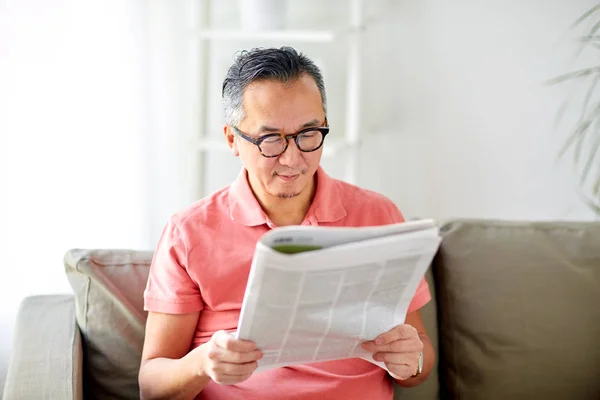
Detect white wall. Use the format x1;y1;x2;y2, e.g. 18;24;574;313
380;0;599;222
199;0;597;222
1;0;598;395
361;0;597;222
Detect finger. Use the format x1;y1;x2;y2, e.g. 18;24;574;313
214;360;259;376
372;351;416;365
212;372;254;385
218;349;263;364
213;330;258;353
362;337;423;353
207;346;263;364
374;324;418;345
386;364;415;381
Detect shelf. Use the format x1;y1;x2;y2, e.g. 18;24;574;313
191;0;366;190
194;29;336;42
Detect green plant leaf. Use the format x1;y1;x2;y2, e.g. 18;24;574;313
577;35;600;43
580;122;600;186
572;103;600;166
573;120;592;166
557;103;599;159
586;17;600;37
593;174;600;213
581;194;600;214
580;73;599;122
576;35;600;50
572;4;600;28
574;18;600;57
553;3;600;215
545;67;600;85
571;76;600;167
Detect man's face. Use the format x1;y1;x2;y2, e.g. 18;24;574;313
227;74;326;200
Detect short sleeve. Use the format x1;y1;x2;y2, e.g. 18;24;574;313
385;199;405;224
406;277;431;313
143;218;204;314
384;197;432;313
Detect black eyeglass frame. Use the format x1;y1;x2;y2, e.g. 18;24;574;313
231;121;330;158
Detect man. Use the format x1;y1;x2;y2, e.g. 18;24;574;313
139;46;434;400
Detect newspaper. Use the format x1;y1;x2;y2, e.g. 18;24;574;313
235;219;441;373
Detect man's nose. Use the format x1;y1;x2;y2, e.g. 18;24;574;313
278;137;303;165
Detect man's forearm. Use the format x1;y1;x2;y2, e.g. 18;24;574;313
393;333;435;388
139;351;211;400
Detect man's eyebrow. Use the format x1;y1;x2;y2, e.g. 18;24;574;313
299;119;321;129
257;119;321;133
257;125;280;133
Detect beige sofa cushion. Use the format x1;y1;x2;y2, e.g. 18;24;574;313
434;220;600;400
65;249;152;400
3;295;83;400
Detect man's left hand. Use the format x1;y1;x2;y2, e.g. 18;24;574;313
361;324;424;381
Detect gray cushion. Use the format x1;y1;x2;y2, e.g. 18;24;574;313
65;249;152;400
433;220;600;400
394;268;440;400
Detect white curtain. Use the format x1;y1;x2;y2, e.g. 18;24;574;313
0;0;198;389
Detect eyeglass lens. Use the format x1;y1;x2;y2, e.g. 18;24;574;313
260;130;323;156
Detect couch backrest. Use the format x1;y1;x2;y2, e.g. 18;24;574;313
63;251;442;400
65;220;600;400
63;248;442;400
432;219;600;400
394;268;440;400
65;249;152;400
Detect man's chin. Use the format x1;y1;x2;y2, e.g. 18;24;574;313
275;191;300;199
269;180;303;199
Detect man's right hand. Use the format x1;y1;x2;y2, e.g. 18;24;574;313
195;330;263;385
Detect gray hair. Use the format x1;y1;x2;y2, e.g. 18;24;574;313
222;46;327;127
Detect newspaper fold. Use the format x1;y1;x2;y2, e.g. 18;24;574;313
235;219;441;373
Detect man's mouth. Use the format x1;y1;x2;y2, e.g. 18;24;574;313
277;174;299;182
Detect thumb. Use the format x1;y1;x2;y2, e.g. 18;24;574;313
212;330;235;350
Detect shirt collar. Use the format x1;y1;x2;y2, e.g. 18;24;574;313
228;166;347;227
309;166;347;223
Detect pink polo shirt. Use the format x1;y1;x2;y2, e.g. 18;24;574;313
144;166;431;400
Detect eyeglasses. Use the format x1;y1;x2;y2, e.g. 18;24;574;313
231;121;329;158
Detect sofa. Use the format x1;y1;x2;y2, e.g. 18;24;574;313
3;219;600;400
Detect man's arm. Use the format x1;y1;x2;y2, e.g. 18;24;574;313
393;310;435;387
138;312;263;400
361;309;435;387
138;312;209;400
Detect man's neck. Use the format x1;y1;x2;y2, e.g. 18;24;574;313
251;175;317;227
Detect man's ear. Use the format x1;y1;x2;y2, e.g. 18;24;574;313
224;125;239;157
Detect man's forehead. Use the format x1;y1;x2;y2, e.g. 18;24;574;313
244;74;320;98
255;119;321;133
240;76;324;132
244;74;317;91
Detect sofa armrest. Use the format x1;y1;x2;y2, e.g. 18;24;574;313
3;295;83;400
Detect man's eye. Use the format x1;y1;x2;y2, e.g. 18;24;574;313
262;136;283;144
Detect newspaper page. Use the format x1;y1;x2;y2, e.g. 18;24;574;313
235;219;441;373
